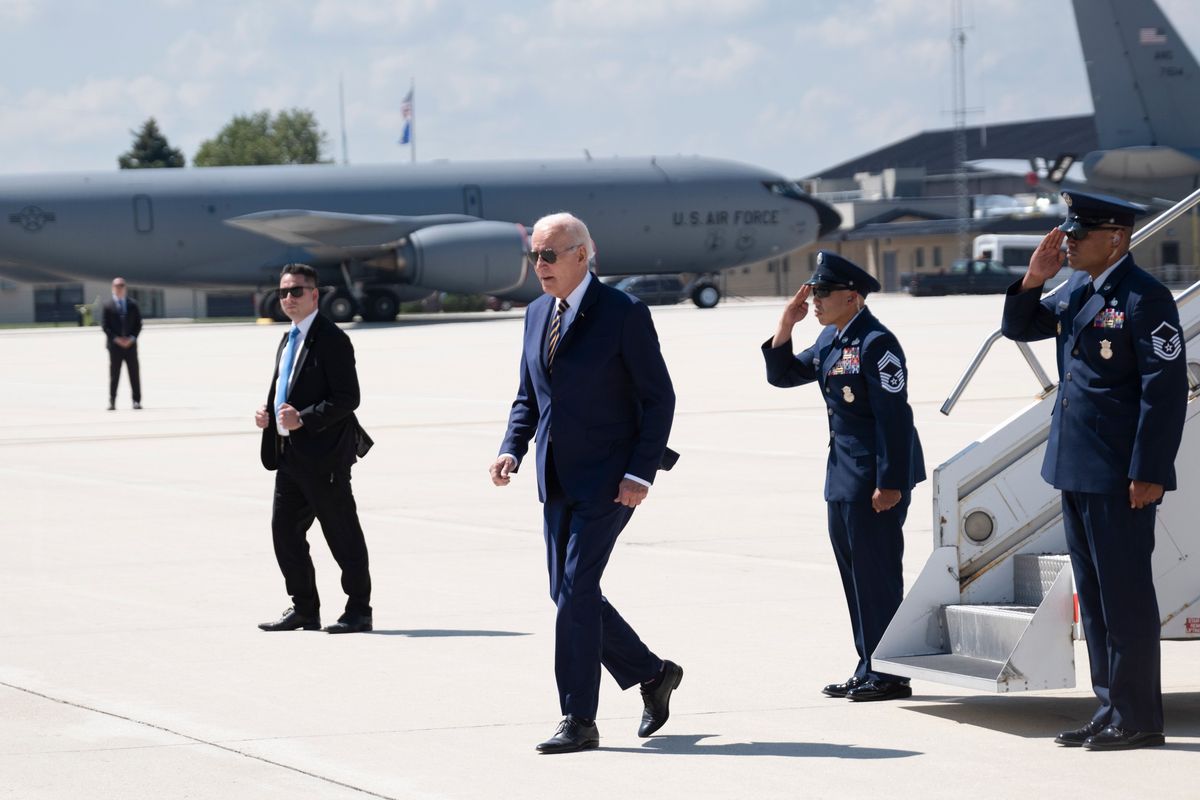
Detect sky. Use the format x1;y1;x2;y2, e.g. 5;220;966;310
1;0;1197;179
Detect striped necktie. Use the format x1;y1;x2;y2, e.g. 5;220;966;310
547;299;568;371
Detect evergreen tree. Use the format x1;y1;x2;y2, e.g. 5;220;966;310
118;118;185;169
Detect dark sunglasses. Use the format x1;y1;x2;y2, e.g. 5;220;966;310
276;285;314;299
526;242;583;266
1060;223;1123;241
810;285;850;298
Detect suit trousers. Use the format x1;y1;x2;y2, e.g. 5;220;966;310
108;343;140;403
1062;491;1163;733
270;448;372;619
542;450;661;721
827;495;908;682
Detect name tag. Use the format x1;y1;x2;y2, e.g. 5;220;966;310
828;346;860;376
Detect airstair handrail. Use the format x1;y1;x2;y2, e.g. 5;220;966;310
941;186;1200;415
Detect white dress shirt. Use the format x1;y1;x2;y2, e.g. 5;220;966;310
275;308;318;436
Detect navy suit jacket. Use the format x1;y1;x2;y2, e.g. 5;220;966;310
762;308;925;502
500;277;676;502
1001;255;1187;493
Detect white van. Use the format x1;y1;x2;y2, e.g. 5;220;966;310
973;233;1072;288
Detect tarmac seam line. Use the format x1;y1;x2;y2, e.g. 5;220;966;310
0;680;402;800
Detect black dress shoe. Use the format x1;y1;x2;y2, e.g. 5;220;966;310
257;608;320;631
638;660;683;737
1083;725;1165;751
536;716;599;754
323;614;373;634
107;401;115;411
1054;719;1107;747
846;678;913;702
822;676;865;698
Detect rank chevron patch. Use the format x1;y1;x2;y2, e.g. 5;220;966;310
877;350;905;393
1151;321;1182;361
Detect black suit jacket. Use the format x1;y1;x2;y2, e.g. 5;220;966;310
101;297;142;345
260;313;372;472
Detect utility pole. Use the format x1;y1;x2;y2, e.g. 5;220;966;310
950;0;980;260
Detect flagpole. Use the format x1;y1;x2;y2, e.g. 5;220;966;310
339;74;349;165
409;79;416;164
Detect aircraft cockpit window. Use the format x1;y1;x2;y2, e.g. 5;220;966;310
764;181;807;200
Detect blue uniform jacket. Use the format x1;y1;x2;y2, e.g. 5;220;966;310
500;278;676;502
762;308;926;502
1001;255;1188;493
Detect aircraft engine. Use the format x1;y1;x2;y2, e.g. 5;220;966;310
399;220;528;295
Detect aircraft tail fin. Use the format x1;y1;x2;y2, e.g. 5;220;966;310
1071;0;1200;150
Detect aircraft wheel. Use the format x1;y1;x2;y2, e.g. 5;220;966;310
692;283;720;309
362;290;399;322
259;291;288;322
321;289;357;323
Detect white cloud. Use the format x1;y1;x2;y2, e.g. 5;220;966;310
309;0;441;32
672;36;762;86
0;0;35;24
549;0;764;30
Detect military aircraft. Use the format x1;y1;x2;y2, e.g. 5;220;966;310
1040;0;1200;203
0;155;838;321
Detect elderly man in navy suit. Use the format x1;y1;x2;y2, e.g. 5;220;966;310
762;252;925;703
1002;191;1187;751
490;212;682;754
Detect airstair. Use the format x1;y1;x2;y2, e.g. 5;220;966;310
873;189;1200;692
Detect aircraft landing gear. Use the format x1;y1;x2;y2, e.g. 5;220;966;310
257;289;288;322
691;281;721;309
320;288;358;323
361;289;399;322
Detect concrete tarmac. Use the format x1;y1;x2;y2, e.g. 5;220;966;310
1;295;1195;800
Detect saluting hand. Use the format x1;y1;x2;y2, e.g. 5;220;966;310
490;455;516;486
771;285;811;348
254;404;270;429
615;479;649;508
872;488;902;513
1022;229;1065;291
1129;480;1164;510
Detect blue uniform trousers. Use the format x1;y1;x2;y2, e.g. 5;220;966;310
1062;491;1163;733
827;495;908;682
543;451;661;721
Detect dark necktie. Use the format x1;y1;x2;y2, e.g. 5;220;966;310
547;299;568;371
1082;283;1096;304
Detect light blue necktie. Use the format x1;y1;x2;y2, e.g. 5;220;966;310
276;327;301;413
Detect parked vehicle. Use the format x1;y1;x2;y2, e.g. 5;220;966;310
613;274;686;306
906;259;1019;296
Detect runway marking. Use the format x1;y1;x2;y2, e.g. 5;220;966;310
0;680;402;800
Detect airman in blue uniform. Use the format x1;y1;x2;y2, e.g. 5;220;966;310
1002;190;1188;750
762;251;925;702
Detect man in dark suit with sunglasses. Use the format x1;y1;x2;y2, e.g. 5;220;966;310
1002;191;1187;750
255;263;375;635
490;212;682;754
762;251;924;703
101;277;143;410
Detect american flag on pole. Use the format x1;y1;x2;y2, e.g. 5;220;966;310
399;88;413;145
1139;27;1167;45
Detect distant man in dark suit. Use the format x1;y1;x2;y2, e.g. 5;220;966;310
101;277;142;410
1002;191;1187;751
491;212;682;754
762;252;924;703
254;263;374;635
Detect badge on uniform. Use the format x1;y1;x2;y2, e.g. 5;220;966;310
1099;339;1113;360
1152;321;1182;360
1093;307;1125;329
827;346;860;376
877;351;905;394
842;385;855;403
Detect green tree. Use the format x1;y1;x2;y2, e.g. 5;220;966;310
194;108;331;167
118;118;185;169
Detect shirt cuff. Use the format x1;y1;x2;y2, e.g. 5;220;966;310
623;472;651;488
499;453;518;467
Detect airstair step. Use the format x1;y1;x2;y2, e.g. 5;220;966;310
944;604;1035;662
1013;553;1071;606
873;653;1007;692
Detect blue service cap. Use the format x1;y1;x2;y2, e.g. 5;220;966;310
804;251;881;295
1058;190;1145;239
